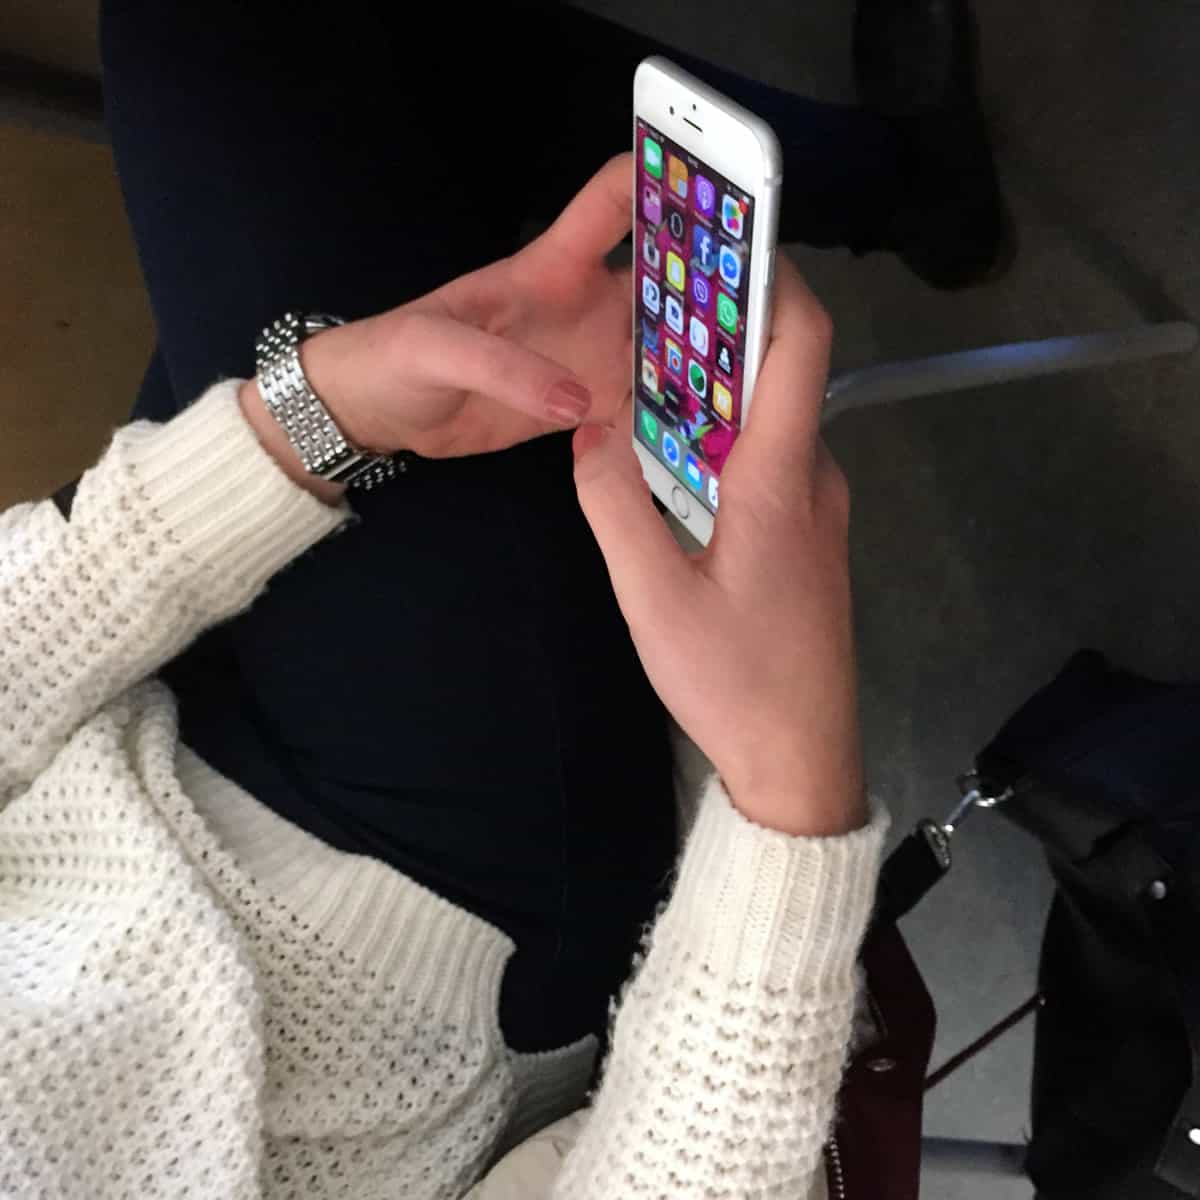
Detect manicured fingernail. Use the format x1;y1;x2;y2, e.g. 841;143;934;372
546;380;592;426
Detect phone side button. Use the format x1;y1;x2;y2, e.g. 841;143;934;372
671;485;691;520
766;249;776;287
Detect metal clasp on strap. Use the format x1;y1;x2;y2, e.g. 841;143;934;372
941;770;1015;836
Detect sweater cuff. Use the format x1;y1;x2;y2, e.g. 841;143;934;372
113;379;349;594
657;777;888;994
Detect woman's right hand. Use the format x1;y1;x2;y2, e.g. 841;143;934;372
239;155;641;501
573;255;865;839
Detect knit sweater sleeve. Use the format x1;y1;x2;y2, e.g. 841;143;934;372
552;775;887;1199
0;380;346;799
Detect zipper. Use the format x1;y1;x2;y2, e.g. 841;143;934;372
824;1133;847;1200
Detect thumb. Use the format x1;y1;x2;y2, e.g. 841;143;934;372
573;412;695;624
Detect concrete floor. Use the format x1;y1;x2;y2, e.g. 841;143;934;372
4;1;1199;1196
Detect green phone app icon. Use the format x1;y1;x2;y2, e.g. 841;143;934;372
717;292;739;336
643;137;663;180
641;408;659;443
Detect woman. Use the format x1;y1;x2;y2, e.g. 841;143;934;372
0;155;880;1196
94;0;1003;1059
1;1;1005;1190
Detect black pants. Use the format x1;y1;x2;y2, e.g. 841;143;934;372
101;0;907;1052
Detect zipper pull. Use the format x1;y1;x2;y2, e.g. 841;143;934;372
944;770;1014;834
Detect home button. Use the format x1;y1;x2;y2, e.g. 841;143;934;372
671;486;691;520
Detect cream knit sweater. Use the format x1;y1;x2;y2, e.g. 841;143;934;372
0;381;885;1200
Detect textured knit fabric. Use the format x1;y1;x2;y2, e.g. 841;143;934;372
0;380;886;1199
468;1112;834;1200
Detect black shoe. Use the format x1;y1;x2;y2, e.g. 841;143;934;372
854;0;1015;290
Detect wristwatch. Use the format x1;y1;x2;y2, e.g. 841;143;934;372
254;312;407;490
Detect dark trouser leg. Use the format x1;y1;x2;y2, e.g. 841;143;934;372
102;2;532;409
523;3;906;253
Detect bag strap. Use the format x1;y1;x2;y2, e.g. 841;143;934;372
872;820;952;928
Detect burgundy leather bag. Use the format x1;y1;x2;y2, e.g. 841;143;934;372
823;923;936;1200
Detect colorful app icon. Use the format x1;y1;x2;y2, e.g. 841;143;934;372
666;250;686;293
665;293;684;335
689;314;709;357
688;357;708;399
685;453;703;491
641;356;659;396
662;430;680;468
665;337;683;376
713;379;733;421
643;136;663;180
719;243;742;291
717;291;739;336
642;228;660;271
642;275;661;315
695;175;716;219
691;274;712;311
692;224;716;275
715;341;733;375
668;155;689;201
667;210;685;241
708;474;720;509
641;318;660;354
640;407;659;443
721;193;745;238
642;183;662;226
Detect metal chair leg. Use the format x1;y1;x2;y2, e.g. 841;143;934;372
823;322;1198;423
922;1137;1028;1178
925;994;1043;1092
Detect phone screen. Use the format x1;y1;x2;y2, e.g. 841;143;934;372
634;118;757;515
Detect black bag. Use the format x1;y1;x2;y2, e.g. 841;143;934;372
826;648;1200;1198
978;650;1200;1199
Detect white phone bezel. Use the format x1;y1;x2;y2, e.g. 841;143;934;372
632;56;782;546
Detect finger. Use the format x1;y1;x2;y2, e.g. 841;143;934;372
735;254;834;483
749;254;833;447
531;153;635;268
573;408;696;629
401;312;593;428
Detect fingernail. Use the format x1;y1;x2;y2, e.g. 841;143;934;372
546;380;592;426
572;423;607;462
